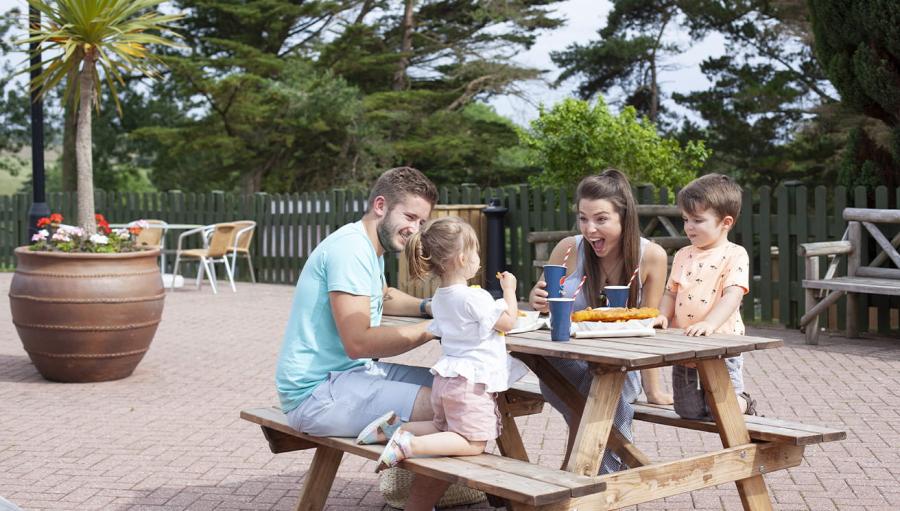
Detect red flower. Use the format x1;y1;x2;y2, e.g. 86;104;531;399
49;213;63;224
128;226;142;235
94;213;111;234
37;217;51;228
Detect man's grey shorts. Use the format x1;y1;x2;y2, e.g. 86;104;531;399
286;361;433;437
672;355;744;420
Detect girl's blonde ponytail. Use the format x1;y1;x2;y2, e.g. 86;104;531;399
405;230;432;281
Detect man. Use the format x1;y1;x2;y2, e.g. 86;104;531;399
276;166;440;437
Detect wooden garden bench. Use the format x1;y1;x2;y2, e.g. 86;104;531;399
799;207;900;344
241;389;605;510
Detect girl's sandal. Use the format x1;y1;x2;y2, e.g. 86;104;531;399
739;391;760;416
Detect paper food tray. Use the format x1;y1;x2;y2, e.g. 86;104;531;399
570;318;655;338
508;310;547;334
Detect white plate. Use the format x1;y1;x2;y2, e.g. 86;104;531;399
509;310;546;334
570;318;655;338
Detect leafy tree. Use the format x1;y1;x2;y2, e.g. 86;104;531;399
129;0;563;192
808;0;900;188
552;0;682;124
1;8;30;178
553;0;846;187
138;58;370;193
520;98;708;190
22;0;181;232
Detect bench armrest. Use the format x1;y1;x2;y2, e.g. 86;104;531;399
798;240;853;258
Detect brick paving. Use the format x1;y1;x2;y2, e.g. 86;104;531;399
1;272;898;510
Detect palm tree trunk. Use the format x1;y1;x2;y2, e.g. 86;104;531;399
62;67;78;193
76;56;96;234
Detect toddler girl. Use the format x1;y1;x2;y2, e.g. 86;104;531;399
359;216;527;471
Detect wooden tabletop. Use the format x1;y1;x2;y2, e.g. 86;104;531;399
382;315;783;370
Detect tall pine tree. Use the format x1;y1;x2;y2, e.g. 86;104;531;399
809;0;900;188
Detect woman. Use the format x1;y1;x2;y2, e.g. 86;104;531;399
528;169;669;473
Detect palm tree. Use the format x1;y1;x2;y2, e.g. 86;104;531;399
21;0;182;234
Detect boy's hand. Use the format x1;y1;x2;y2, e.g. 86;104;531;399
497;271;517;294
685;321;714;336
652;315;668;329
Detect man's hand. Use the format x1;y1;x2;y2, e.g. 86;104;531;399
684;321;715;336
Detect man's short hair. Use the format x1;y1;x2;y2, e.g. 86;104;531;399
368;167;438;210
677;173;743;222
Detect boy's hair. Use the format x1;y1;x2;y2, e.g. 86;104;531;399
368;166;438;210
406;216;479;280
677;173;743;222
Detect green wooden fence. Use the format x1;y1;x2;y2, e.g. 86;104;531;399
2;185;897;333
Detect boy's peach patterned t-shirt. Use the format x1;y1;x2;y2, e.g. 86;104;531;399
665;242;750;335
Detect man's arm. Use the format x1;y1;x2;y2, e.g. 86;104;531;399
331;291;433;359
383;284;430;317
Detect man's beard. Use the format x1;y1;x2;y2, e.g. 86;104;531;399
376;216;403;254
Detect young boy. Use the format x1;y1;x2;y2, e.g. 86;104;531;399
653;173;758;418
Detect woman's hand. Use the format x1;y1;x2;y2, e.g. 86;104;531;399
529;280;549;313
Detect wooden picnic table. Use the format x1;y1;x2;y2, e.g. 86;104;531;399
243;316;843;510
383;314;800;510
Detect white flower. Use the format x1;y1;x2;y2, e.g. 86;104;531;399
114;228;130;237
31;229;49;242
52;231;71;242
134;220;150;229
90;234;109;245
59;225;84;237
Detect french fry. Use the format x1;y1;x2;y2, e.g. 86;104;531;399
571;307;659;322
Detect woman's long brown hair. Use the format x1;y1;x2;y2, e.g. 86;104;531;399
576;169;641;308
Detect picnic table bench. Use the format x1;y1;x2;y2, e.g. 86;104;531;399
243;315;845;510
241;387;603;509
799;207;900;344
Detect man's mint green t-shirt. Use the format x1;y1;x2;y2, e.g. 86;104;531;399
275;221;384;413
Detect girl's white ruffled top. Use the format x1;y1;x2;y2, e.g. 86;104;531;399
426;285;529;392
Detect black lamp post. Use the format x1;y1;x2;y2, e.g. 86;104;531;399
27;3;50;239
483;197;508;298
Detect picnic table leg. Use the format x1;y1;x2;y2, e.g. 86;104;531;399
697;359;773;511
566;367;626;477
295;446;343;511
488;395;531;509
495;392;530;462
515;354;649;471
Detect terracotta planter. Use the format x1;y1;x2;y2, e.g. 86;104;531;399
9;247;165;382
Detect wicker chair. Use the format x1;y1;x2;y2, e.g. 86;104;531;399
131;219;168;270
171;223;237;294
227;220;257;283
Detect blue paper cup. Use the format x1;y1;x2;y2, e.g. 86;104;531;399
604;285;630;308
548;297;574;342
543;264;567;299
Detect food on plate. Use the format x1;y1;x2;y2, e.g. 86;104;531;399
517;310;528;317
571;307;659;323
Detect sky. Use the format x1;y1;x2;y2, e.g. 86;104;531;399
1;0;725;125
